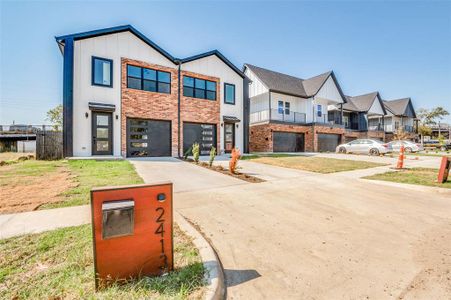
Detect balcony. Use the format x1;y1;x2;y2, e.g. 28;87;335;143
368;124;384;131
250;109;306;124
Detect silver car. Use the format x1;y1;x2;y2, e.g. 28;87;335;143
336;139;392;155
387;140;423;153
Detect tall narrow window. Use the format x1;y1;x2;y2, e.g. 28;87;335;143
183;76;216;100
92;57;113;87
126;65;171;94
285;102;290;115
317;104;322;117
278;101;284;114
224;83;235;104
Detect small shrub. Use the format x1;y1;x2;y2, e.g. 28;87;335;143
229;148;241;174
192;143;200;163
183;146;192;160
209;147;216;167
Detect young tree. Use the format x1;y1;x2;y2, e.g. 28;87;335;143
416;107;449;144
46;104;63;131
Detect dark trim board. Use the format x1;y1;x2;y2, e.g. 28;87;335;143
62;37;74;157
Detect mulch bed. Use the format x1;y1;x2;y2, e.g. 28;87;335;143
185;159;265;183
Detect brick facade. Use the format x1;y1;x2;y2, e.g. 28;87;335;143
180;70;221;155
249;122;346;152
120;58;221;157
344;130;386;142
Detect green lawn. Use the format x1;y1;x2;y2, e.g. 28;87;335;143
0;224;205;299
44;160;144;209
364;168;451;189
244;155;386;173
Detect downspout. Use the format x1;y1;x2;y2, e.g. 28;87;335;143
177;60;181;157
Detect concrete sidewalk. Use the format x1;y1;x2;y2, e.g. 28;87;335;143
0;205;91;239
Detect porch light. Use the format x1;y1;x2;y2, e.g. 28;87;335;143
85;112;89;118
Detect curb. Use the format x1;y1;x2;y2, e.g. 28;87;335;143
174;211;225;300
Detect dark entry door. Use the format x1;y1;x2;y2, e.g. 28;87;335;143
127;118;171;157
318;134;341;152
273;132;304;152
224;123;235;153
183;122;217;156
92;112;113;155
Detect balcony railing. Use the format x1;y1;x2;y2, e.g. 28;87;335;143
386;124;415;133
250;109;306;124
368;124;383;131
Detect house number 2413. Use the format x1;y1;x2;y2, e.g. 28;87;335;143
155;207;168;273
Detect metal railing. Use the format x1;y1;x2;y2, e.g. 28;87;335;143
0;124;60;134
250;109;306;124
368;124;383;131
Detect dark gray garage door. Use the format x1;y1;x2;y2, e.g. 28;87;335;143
127;118;171;157
183;122;217;156
273;132;304;152
318;134;341;152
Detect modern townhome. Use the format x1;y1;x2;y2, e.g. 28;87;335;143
244;64;347;152
382;98;418;141
328;92;387;142
55;25;248;158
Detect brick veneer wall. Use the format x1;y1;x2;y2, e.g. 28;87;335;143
250;122;347;152
121;58;179;156
180;70;221;154
344;130;386;142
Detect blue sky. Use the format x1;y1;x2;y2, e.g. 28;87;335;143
1;0;450;125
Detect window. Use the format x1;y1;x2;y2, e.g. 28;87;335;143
278;101;284;114
224;83;235;104
317;104;322;117
92;57;113;87
343;116;349;128
183;76;216;100
285;102;290;115
126;65;171;94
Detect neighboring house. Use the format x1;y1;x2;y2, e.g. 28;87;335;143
329;92;387;142
55;25;248;158
382;98;418;141
244;64;347;152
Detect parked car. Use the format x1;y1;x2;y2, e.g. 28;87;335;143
423;140;451;151
336;139;392;156
387;140;423;153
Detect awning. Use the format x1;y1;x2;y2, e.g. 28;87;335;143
223;115;240;123
88;102;116;112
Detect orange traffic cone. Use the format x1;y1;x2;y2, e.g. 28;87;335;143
396;144;405;169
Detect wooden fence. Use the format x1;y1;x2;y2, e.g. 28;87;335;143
36;130;63;160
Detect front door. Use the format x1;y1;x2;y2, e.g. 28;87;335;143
224;123;235;153
92;112;113;155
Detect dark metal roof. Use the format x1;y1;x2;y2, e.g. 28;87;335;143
223;115;241;123
243;64;346;102
55;25;244;77
88;102;116;112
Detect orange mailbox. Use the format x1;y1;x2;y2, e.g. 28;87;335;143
90;182;173;289
438;156;450;183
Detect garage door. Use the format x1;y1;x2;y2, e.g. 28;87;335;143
318;134;341;152
183;122;217;156
273;132;304;152
127;118;171;157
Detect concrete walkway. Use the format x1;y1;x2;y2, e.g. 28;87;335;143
0;205;90;239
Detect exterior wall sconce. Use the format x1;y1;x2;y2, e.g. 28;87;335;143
116;115;119;120
221;122;224;127
236;124;239;128
85;112;89;118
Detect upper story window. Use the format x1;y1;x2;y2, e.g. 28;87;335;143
285;102;290;115
224;83;235;104
317;104;322;117
126;65;171;94
183;76;216;100
92;57;113;87
278;101;284;114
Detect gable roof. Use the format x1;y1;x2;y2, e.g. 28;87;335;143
342;92;386;114
181;50;244;78
55;25;244;77
383;98;416;118
243;64;346;101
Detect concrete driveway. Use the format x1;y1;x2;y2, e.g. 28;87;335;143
132;158;451;299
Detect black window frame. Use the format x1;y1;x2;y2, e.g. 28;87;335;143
317;104;322;117
278;101;284;114
126;64;171;94
92;56;113;88
224;83;236;105
285;102;290;115
183;75;217;101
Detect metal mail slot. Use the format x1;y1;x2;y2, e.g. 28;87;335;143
102;200;134;239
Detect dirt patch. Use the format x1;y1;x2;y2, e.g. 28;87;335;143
0;166;77;214
186;160;264;183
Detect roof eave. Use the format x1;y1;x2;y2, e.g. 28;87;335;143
182;50;244;78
